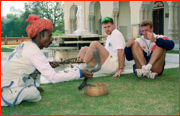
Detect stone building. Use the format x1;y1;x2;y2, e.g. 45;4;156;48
64;1;179;49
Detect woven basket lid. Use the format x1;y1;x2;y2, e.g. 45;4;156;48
84;82;109;96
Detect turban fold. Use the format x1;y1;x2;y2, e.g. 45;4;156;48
26;14;53;38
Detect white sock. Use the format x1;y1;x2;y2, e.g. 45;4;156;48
142;65;146;69
146;63;152;71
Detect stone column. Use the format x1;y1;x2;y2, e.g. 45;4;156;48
98;19;102;35
68;19;71;34
168;2;174;40
91;16;95;34
144;8;148;19
174;3;179;40
139;7;144;22
71;19;74;33
89;15;95;34
88;15;94;34
113;11;119;29
88;16;91;33
71;19;74;34
69;19;72;34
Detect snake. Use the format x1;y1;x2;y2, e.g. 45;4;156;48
78;49;101;90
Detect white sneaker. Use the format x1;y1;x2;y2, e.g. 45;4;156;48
146;71;158;79
64;64;79;73
135;69;149;77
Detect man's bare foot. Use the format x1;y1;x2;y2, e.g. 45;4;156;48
37;87;44;93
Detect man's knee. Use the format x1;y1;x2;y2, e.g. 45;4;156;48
90;41;100;46
132;41;140;49
23;86;41;102
152;65;164;75
80;46;89;52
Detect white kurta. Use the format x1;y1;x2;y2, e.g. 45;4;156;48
1;41;82;107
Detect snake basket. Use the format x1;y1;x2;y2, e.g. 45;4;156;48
84;82;109;96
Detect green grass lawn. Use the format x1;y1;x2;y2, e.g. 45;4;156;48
166;50;179;54
1;45;18;52
1;68;179;115
1;48;14;52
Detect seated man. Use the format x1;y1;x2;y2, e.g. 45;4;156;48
76;17;125;77
125;19;174;79
1;14;93;107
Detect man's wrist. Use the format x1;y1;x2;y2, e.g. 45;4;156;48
118;67;124;70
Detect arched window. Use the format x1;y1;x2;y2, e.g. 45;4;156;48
154;1;164;8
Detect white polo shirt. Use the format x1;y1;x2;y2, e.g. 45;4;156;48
105;29;125;57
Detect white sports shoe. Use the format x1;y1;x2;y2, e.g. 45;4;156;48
146;71;158;79
135;69;149;77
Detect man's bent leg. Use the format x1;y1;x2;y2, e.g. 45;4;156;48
143;46;166;79
131;42;148;77
78;46;97;66
149;46;166;75
78;46;89;61
84;41;109;66
131;42;146;69
20;86;41;103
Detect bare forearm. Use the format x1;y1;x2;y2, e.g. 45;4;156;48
118;49;125;69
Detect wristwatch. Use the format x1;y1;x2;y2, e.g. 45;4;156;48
118;67;124;70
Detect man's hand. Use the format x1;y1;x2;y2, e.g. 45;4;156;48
112;69;123;77
147;32;157;42
126;38;135;48
37;87;44;93
81;69;93;79
49;62;59;68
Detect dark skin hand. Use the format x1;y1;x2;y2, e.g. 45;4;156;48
37;87;44;93
81;69;93;79
49;62;59;68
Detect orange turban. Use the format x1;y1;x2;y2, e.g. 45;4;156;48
26;14;53;38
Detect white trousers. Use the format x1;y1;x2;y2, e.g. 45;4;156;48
1;86;41;106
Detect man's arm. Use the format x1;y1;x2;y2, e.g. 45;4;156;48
29;52;92;83
124;38;136;61
125;47;133;61
112;49;125;77
156;38;174;50
118;49;125;70
147;32;174;50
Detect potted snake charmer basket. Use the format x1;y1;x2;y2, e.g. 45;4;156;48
84;82;109;96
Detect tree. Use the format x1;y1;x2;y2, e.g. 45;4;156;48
24;1;64;32
1;17;6;32
1;1;64;37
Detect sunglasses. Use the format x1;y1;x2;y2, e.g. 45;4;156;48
101;17;112;23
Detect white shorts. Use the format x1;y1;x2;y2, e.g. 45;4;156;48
93;55;119;77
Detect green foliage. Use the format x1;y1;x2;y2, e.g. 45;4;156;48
1;1;64;37
1;68;179;115
52;30;64;36
24;1;64;32
1;17;6;32
1;16;28;37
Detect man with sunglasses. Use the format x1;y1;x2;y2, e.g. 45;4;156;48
76;17;125;77
125;19;174;79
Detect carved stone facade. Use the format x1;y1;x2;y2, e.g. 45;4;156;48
65;1;179;45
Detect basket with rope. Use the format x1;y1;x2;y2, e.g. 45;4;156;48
78;49;109;97
84;82;109;96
